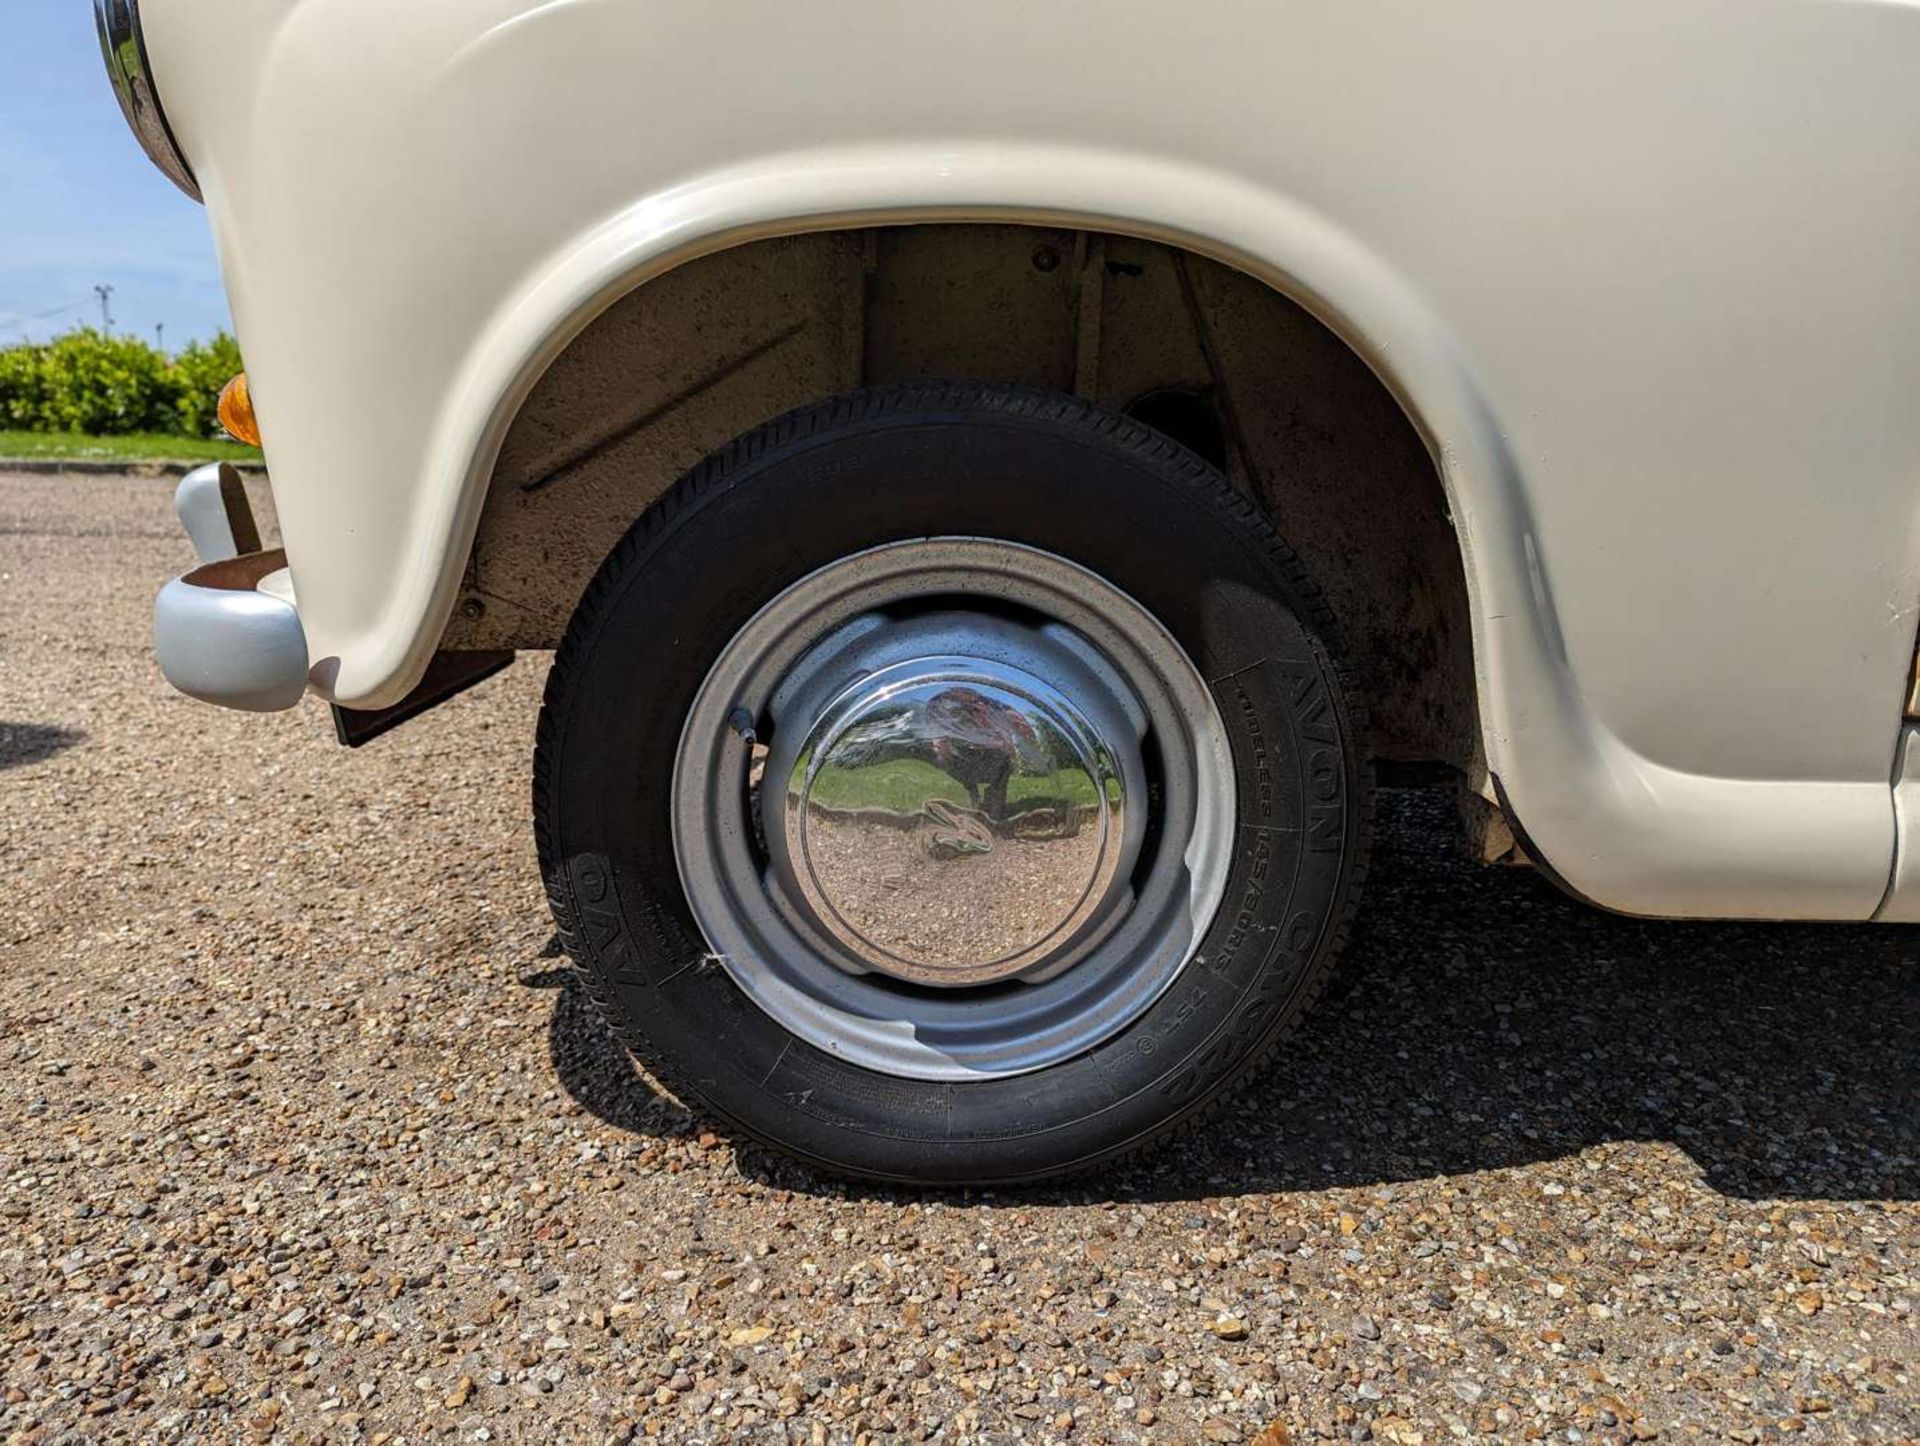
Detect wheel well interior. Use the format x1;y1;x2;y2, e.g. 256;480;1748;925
444;223;1480;773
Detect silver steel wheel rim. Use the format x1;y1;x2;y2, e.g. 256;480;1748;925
671;538;1235;1081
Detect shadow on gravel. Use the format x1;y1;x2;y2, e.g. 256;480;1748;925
535;952;701;1140
546;788;1920;1205
0;721;83;771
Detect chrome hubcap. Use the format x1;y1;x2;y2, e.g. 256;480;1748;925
774;647;1136;988
672;539;1234;1081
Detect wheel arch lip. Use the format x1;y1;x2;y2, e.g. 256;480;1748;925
391;143;1558;831
264;137;1889;917
402;140;1528;713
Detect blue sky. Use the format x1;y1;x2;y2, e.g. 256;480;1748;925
0;0;232;349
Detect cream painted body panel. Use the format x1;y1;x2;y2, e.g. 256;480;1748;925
142;0;1920;918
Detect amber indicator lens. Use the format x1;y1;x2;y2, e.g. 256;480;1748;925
217;372;261;446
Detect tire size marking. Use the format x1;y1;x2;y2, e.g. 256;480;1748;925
1214;829;1272;974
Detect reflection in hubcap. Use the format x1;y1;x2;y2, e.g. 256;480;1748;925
782;661;1127;987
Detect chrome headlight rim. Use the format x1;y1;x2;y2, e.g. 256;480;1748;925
93;0;201;202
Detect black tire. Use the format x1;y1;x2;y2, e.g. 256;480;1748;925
535;381;1370;1185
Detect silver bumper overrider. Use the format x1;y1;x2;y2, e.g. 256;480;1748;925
153;463;309;712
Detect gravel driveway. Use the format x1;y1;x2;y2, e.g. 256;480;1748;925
2;470;1917;1445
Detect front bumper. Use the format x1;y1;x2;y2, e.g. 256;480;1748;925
153;464;309;712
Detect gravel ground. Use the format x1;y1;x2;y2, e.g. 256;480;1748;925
2;470;1918;1445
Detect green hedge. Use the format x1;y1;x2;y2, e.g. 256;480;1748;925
0;328;243;438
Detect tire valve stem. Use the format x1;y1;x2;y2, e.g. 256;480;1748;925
727;706;757;746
